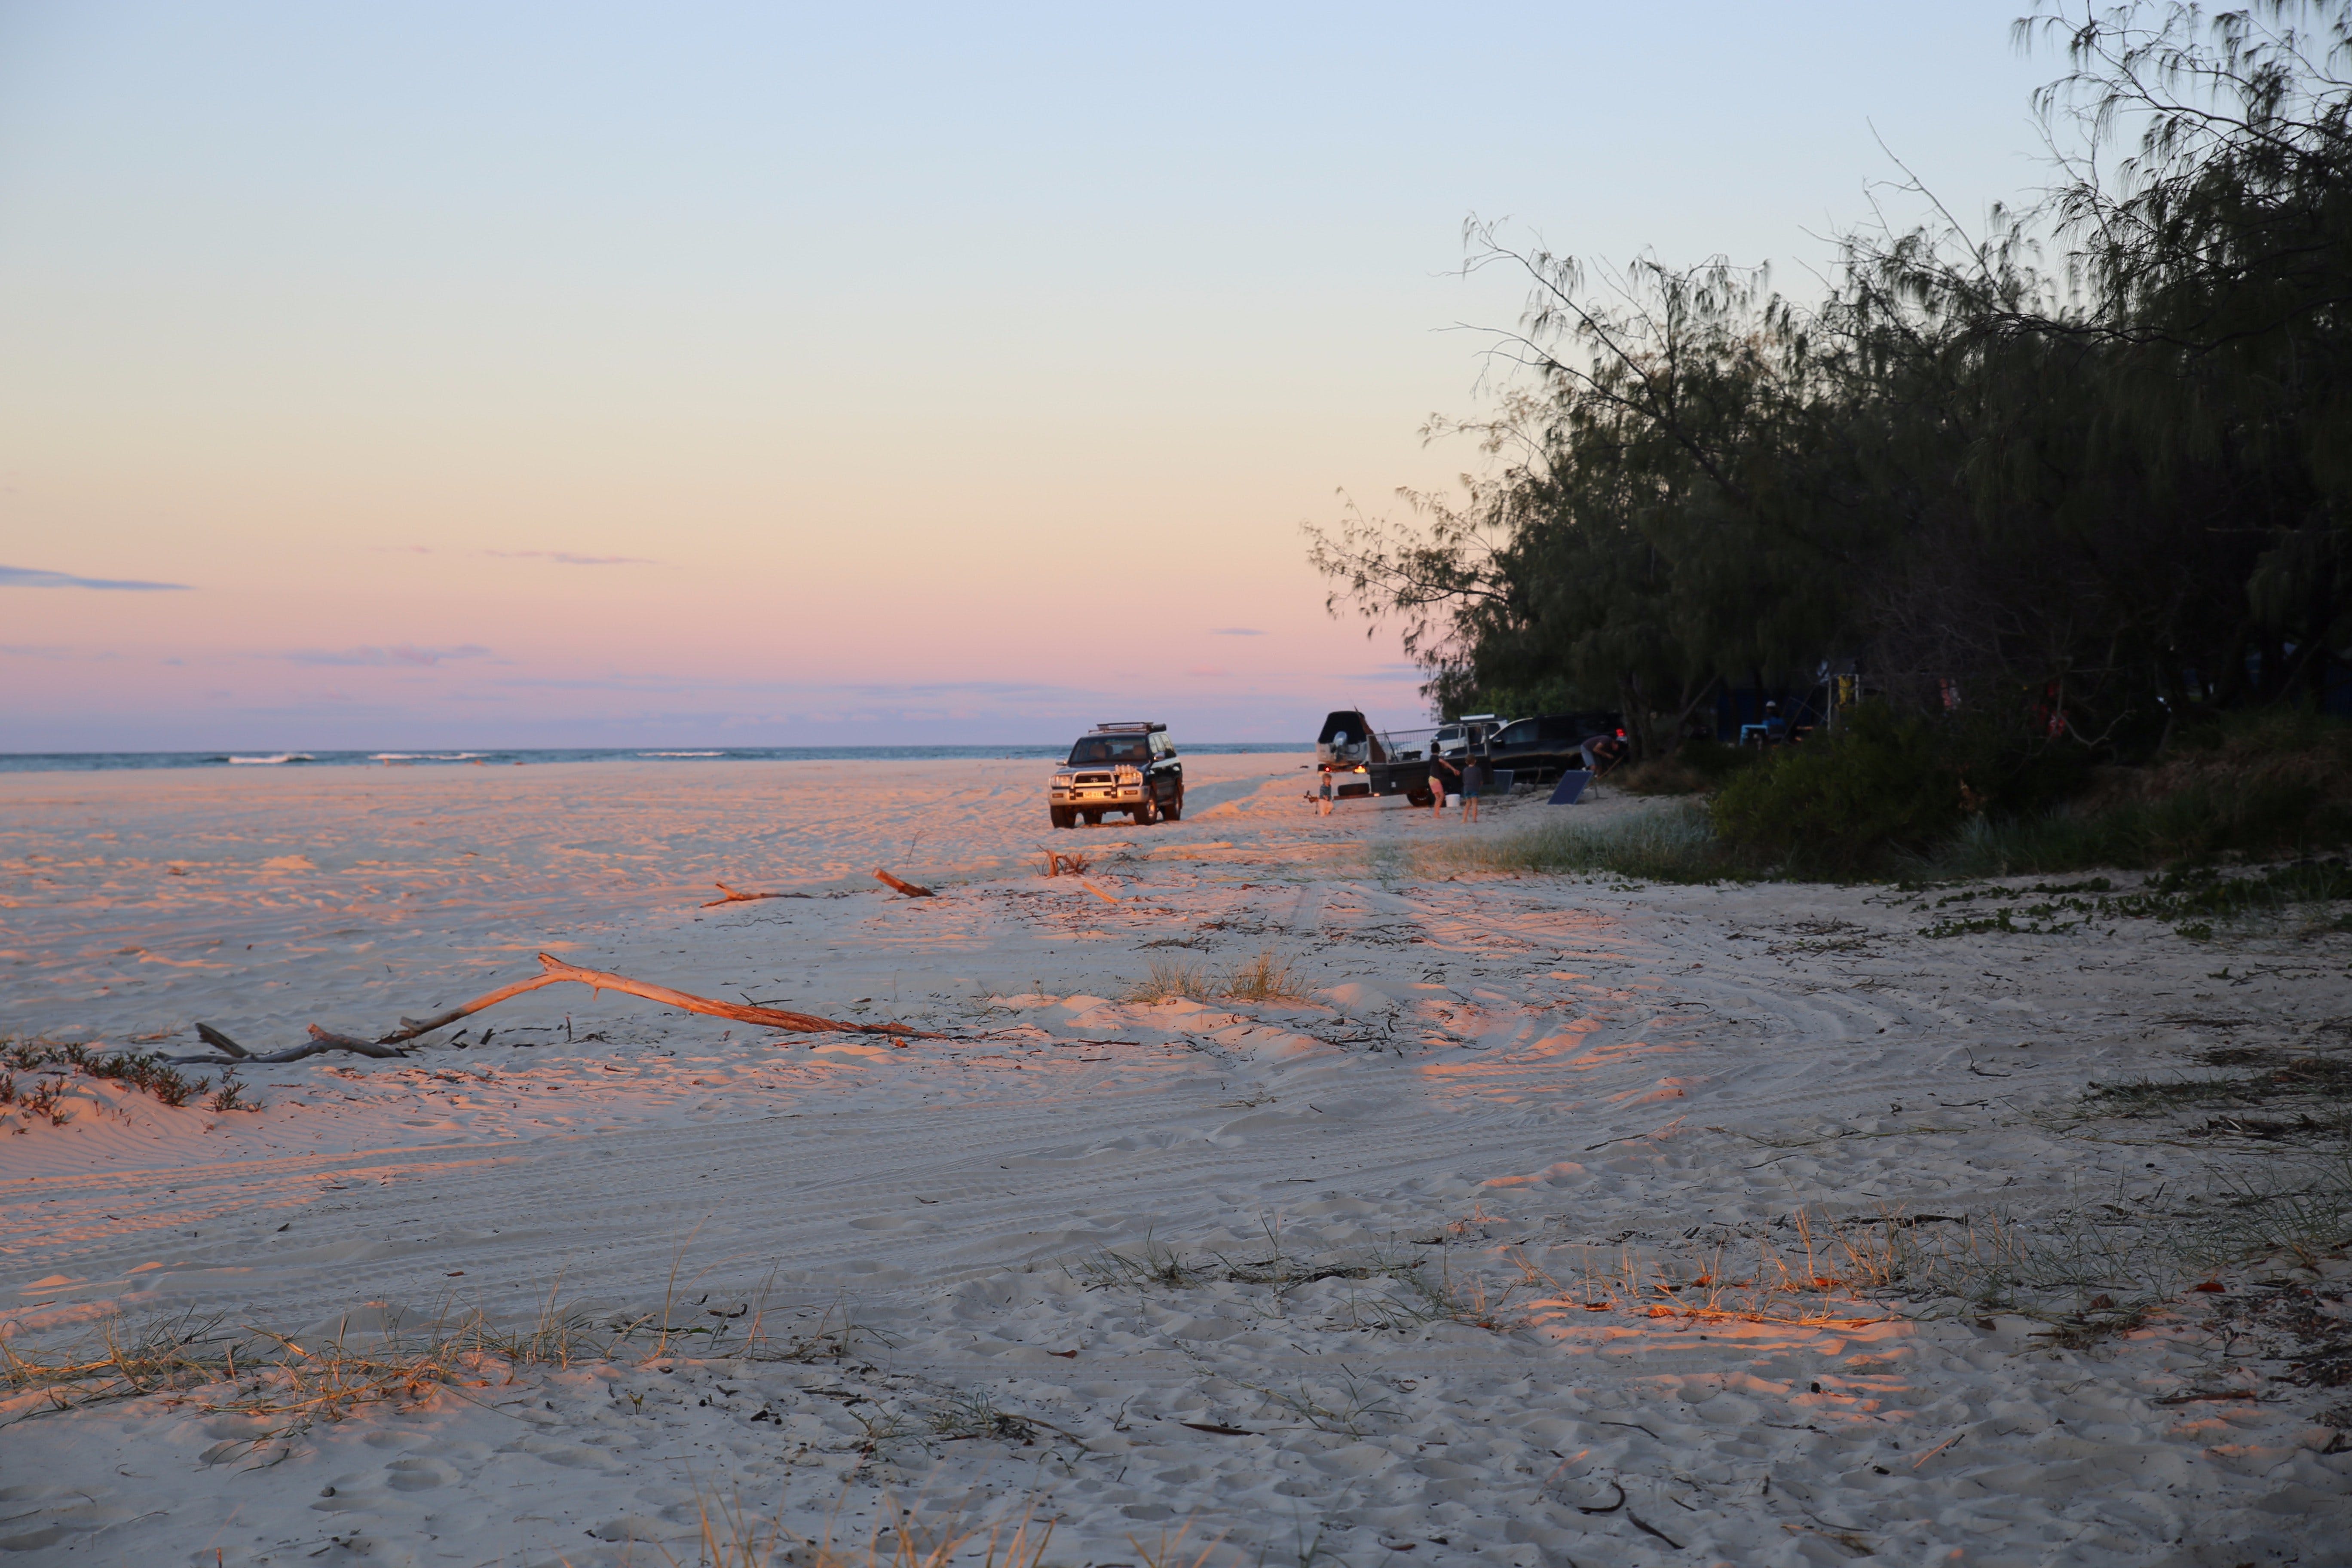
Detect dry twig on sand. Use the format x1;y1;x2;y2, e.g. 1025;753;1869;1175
873;869;935;898
702;881;813;908
1039;849;1091;878
1080;880;1121;905
174;953;927;1066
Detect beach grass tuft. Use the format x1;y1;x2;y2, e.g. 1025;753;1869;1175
1223;948;1308;1003
1415;800;1729;883
6;1293;663;1433
1125;948;1311;1006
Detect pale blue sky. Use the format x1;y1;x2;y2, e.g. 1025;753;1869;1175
0;2;2057;749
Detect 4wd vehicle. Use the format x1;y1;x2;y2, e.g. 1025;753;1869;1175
1049;721;1184;828
1484;711;1621;786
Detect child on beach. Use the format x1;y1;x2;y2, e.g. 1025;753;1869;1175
1460;753;1482;823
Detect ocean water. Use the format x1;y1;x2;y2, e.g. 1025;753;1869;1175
0;744;1304;775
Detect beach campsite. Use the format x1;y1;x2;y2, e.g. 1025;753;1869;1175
6;1;2352;1562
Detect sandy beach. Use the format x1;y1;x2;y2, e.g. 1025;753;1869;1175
3;756;2346;1566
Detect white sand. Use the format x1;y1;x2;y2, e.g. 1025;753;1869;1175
2;757;2346;1565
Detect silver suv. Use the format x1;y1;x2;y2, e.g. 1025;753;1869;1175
1050;722;1184;828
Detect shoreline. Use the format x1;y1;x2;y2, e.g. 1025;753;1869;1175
0;741;1309;778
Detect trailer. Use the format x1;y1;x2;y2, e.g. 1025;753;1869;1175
1315;710;1509;805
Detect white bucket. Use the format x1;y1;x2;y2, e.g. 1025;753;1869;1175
1445;793;1462;808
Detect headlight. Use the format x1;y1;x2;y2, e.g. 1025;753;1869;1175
1116;765;1142;782
1053;772;1075;787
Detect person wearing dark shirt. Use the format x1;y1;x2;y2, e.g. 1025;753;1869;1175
1429;753;1459;819
1580;732;1628;774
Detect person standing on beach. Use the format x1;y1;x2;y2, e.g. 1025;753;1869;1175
1429;753;1457;820
1460;751;1482;823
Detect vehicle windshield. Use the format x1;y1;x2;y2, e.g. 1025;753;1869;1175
1068;736;1149;764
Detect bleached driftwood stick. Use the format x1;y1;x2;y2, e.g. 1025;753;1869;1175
377;970;570;1042
527;952;922;1037
174;954;923;1066
701;880;813;908
873;869;935;898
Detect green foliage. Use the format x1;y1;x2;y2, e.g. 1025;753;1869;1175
1615;739;1760;796
1710;706;1966;875
1311;1;2352;766
1918;710;2352;875
2;1042;206;1111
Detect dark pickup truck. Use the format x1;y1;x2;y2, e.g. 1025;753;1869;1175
1480;711;1621;786
1319;709;1620;805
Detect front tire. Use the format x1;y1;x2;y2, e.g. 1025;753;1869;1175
1050;805;1075;830
1132;793;1158;826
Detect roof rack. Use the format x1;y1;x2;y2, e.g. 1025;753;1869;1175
1090;720;1166;733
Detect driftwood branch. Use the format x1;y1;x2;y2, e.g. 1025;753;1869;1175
375;972;567;1043
1039;849;1090;878
173;952;926;1068
300;1025;413;1059
1080;879;1121;905
873;869;934;898
196;1023;250;1058
172;1023;412;1066
701;880;812;908
527;952;925;1037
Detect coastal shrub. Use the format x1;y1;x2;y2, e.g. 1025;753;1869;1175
0;1043;207;1111
1675;739;1760;786
1913;710;2352;876
1710;706;1966;876
206;1071;259;1113
1614;756;1707;796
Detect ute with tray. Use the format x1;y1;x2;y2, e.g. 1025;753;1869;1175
1317;709;1507;806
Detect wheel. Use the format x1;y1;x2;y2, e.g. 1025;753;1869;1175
1162;790;1182;823
1050;805;1074;830
1132;793;1158;826
1406;788;1433;808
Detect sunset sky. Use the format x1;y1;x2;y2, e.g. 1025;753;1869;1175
1;2;2051;750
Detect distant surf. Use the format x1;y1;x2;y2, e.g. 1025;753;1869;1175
0;744;1302;775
